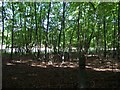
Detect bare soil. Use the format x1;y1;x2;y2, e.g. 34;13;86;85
2;55;120;88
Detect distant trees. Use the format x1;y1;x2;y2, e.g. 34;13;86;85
1;2;120;61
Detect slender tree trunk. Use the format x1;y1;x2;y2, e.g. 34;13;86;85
58;30;62;53
113;12;116;58
77;5;80;52
68;29;74;61
103;15;106;58
53;33;57;54
28;2;33;53
19;11;22;54
97;20;100;55
58;2;66;57
38;3;42;57
29;3;33;54
45;2;51;61
6;27;9;53
11;2;14;60
24;9;27;54
53;26;58;54
19;3;24;55
34;2;38;55
117;1;120;59
2;2;4;52
85;29;94;53
62;2;66;61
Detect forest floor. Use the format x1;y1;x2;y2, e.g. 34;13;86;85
2;55;120;88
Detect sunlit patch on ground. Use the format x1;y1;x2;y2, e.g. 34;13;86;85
29;61;78;68
30;61;120;71
12;59;33;64
85;65;120;72
31;62;47;68
92;68;120;72
36;65;47;68
6;62;15;66
85;66;93;69
5;60;120;72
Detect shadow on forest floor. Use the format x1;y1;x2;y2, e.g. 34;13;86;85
2;56;120;88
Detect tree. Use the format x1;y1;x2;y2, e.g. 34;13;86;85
103;15;106;58
62;1;66;61
77;3;87;88
45;2;51;61
117;1;120;59
2;2;4;47
37;2;42;57
11;2;15;60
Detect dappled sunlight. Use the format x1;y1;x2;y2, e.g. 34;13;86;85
13;60;117;72
31;63;37;67
92;68;120;72
85;65;120;72
5;60;120;72
12;59;33;64
31;62;47;68
36;65;47;68
30;61;78;69
6;62;15;66
85;66;93;69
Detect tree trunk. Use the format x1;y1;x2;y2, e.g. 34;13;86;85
2;2;4;52
97;20;100;54
62;2;66;61
58;30;62;53
103;15;106;58
58;2;66;56
77;4;87;88
29;3;33;55
117;1;120;59
45;2;51;61
19;3;24;55
11;2;14;60
34;2;38;54
24;10;28;54
68;29;74;61
113;12;116;58
38;3;42;58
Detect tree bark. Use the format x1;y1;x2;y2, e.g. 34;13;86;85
34;2;38;54
113;11;116;58
103;15;106;58
62;2;66;61
45;2;51;61
2;2;4;53
117;1;120;59
38;3;42;57
68;29;74;61
11;2;14;60
77;4;87;88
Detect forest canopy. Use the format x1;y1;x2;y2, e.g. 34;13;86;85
0;1;120;60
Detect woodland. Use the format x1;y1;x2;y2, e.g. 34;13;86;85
1;1;120;88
